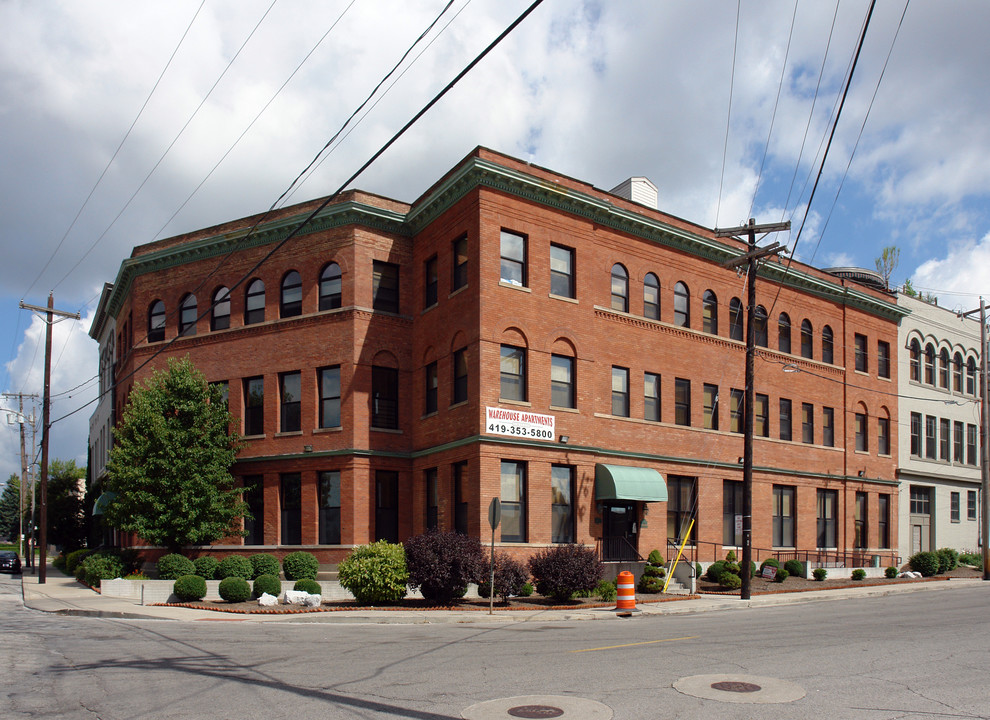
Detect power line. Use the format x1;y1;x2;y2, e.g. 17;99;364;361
715;0;741;229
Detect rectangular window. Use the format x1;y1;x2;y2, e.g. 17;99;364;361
730;389;744;434
855;412;867;452
779;398;792;441
878;494;890;549
644;372;660;422
773;485;796;547
802;403;814;444
425;361;438;415
674;378;691;426
954;421;964;462
372;260;400;313
453;461;468;534
878;416;890;456
319;366;341;429
667;476;697;545
910;486;931;515
823;407;835;447
452;349;468;405
911;413;922;456
425;468;438;531
877;340;890;379
500;345;526;401
500;460;526;542
703;384;718;430
967;424;978;465
280;473;302;546
318;470;341;544
854;492;868;548
243;376;264;436
551;465;574;543
452;235;468;291
968;490;977;521
243;475;264;545
950;492;960;523
375;470;399;543
940;418;950;460
424;255;438;308
499;229;527;286
549;244;575;298
925;415;937;459
723;479;743;546
612;366;629;417
372;366;399;429
854;333;868;372
279;371;301;433
817;488;838;548
551;354;575;409
755;393;769;437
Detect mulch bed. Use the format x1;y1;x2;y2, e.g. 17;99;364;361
696;565;980;596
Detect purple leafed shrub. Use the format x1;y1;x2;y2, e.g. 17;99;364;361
528;545;604;602
404;530;486;605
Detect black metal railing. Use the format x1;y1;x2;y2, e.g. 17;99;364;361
597;537;644;562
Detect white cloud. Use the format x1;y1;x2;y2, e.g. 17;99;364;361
911;232;990;314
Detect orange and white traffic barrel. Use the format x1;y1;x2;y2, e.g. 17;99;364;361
615;570;637;614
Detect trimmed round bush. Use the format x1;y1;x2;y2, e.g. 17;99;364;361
759;558;780;572
519;582;534;597
282;551;319;581
695;563;703;578
718;571;742;589
813;567;828;581
81;553;125;588
936;547;959;573
908;551;940;577
404;530;486;604
249;553;280;580
218;576;251;602
338;541;409;604
253;573;282;598
647;549;664;566
193;556;219;580
638;573;665;594
725;550;737;563
851;568;867;581
773;568;790;583
157;553;195;581
885;566;898;579
216;555;253;580
293;578;322;594
784;559;804;577
706;561;727;583
528;545;605;602
174;574;207;602
480;551;529;602
65;548;93;575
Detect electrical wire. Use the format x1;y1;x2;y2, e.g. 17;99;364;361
715;0;741;229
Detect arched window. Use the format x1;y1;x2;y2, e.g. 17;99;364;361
674;282;690;327
148;300;165;343
245;279;265;325
778;313;791;353
822;325;834;364
938;349;949;389
281;270;302;318
909;340;921;382
610;264;629;313
320;263;342;310
729;298;743;341
924;344;935;385
211;287;230;331
953;352;963;392
800;320;813;359
754;305;768;347
702;290;718;334
179;294;197;337
967;357;977;395
644;273;660;320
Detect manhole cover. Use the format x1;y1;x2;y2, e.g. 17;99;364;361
508;706;564;718
711;681;762;693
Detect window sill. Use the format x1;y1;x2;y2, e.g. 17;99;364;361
499;281;531;293
549;405;579;413
548;293;577;304
371;427;404;435
449;400;469;410
421;302;438;315
313;426;342;434
498;399;532;407
243;434;266;440
275;431;303;438
422;410;438;420
449;285;468;299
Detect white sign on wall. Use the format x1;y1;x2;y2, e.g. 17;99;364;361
485;406;556;440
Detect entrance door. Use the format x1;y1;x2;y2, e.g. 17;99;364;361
602;502;638;561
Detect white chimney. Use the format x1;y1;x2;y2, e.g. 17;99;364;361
610;177;658;210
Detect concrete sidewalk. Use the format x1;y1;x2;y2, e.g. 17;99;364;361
19;563;984;624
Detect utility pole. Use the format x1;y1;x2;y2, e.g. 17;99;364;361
959;298;989;581
19;295;80;584
716;218;790;600
3;392;37;565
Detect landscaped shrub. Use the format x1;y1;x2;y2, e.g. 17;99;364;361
773;568;789;583
519;582;534;597
759;558;780;572
908;551;940;577
216;555;253;580
218;576;251;602
157;553;195;580
173;574;207;602
193;556;219;580
638;551;667;594
293;578;322;594
647;549;664;566
404;530;486;604
936;548;959;573
885;566;898;579
481;551;529;603
253;573;282;598
595;579;617;602
706;560;727;583
959;552;980;567
718;571;742;589
124;572;148;580
813;567;827;581
338;541;409;604
725;550;737;563
851;568;867;581
528;545;604;602
784;559;804;577
282;551;319;581
65;548;93;575
695;562;703;578
81;553;126;588
249;553;280;579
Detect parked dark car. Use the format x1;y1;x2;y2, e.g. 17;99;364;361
0;551;22;574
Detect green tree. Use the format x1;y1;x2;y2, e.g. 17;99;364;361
874;245;900;290
0;474;21;542
47;459;86;551
105;357;245;552
901;278;917;297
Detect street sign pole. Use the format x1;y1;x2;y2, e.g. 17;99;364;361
488;497;501;615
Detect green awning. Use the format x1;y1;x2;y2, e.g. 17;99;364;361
595;464;667;502
92;491;116;516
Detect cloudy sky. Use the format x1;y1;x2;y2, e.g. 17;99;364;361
1;0;988;484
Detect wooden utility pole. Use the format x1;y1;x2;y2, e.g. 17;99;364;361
3;392;37;566
959;299;989;581
19;295;80;583
717;219;790;600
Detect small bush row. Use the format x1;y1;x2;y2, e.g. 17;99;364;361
156;551;320;581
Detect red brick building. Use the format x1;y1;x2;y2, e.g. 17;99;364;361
92;147;907;569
